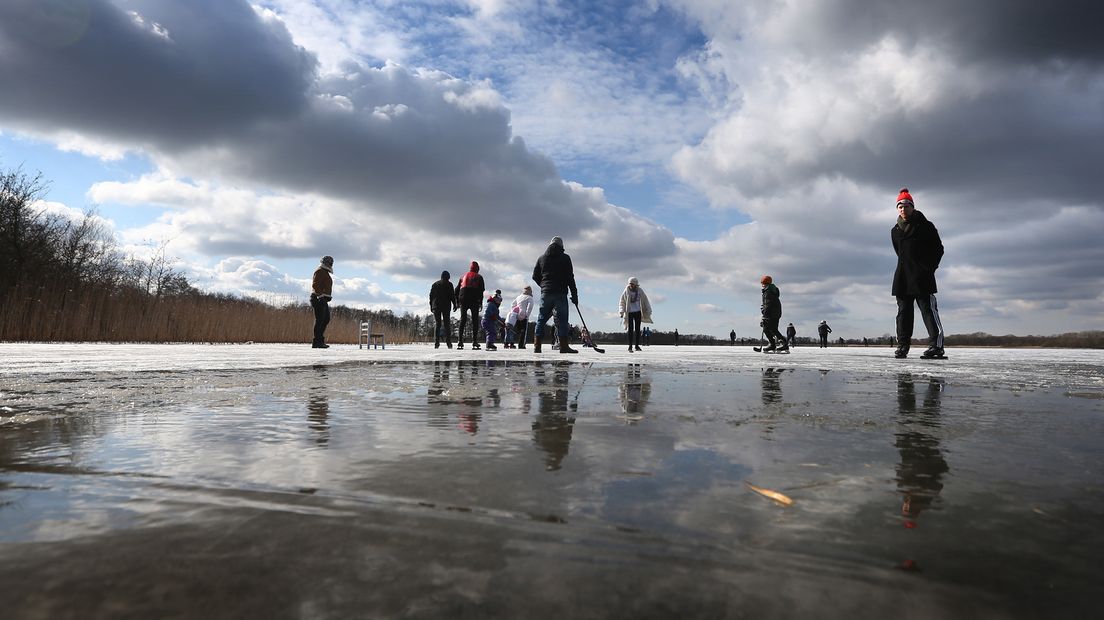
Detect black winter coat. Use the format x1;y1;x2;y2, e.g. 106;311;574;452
532;245;578;299
892;210;944;296
429;278;455;313
761;283;781;319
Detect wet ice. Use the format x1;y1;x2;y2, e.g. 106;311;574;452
1;344;1102;617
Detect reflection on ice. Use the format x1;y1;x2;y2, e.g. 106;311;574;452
2;354;1103;617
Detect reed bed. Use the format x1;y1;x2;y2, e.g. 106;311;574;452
0;284;414;344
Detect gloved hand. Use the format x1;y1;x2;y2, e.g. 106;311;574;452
759;319;764;328
571;295;579;306
619;312;624;318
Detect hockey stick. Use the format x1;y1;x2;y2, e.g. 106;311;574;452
572;302;605;353
752;329;767;352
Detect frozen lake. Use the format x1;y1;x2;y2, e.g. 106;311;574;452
2;343;1102;618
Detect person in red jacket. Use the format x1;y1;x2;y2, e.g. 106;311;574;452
455;260;486;350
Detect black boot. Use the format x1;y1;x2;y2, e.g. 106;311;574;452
533;337;542;353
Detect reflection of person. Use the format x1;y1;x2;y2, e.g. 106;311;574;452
761;367;785;406
429;270;456;349
760;275;787;352
818;321;832;348
895;374;949;525
456;261;485;350
307;369;330;447
531;364;575;470
532;236;579;354
618;277;653;353
618;364;651;418
891;188;946;359
310;255;334;348
786;323;796;347
512;286;535;349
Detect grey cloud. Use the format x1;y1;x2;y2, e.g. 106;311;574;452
0;0;315;145
0;0;602;240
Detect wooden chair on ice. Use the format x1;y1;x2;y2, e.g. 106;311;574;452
359;320;385;349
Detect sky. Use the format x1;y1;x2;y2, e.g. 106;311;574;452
1;0;1102;339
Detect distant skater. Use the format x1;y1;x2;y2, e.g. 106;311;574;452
760;275;788;352
818;321;832;348
532;236;579;354
786;322;797;347
674;329;679;346
429;270;456;349
730;329;736;345
310;255;334;348
891;188;946;359
456;261;485;350
619;277;652;352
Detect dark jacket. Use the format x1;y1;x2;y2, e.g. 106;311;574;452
312;267;333;300
761;283;781;319
818;322;832;336
786;324;796;338
457;261;485;308
532;244;578;300
429;275;455;314
892;210;944;296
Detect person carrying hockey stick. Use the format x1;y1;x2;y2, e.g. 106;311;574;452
759;275;788;353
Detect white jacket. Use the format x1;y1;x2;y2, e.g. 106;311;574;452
618;286;653;329
512;293;534;320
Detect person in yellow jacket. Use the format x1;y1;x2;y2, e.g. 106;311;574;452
618;277;652;352
310;256;334;348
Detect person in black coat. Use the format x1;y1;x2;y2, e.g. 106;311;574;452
891;188;946;359
429;270;456;349
760;275;787;352
817;321;832;348
531;236;579;354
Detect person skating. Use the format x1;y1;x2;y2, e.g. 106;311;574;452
618;276;652;352
891;188;946;359
531;236;579;354
673;329;679;346
760;275;788;352
730;329;736;346
512;285;534;349
310;255;334;348
455;260;485;350
786;322;797;347
817;321;832;347
429;270;456;349
481;291;505;350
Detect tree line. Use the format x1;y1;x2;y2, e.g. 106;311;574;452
0;166;415;343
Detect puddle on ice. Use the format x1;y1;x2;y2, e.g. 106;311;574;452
1;359;1102;617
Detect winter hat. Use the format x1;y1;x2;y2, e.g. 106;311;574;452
760;275;773;285
469;260;479;272
441;270;450;280
896;188;914;206
523;285;532;293
321;255;334;267
628;277;639;285
549;236;564;248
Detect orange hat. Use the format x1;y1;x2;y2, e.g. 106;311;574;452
760;275;772;285
896;187;914;206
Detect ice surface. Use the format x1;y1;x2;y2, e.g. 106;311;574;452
1;342;1101;393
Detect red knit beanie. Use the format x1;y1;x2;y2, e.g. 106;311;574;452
896;188;914;206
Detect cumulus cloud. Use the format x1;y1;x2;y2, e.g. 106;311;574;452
663;0;1104;329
